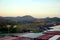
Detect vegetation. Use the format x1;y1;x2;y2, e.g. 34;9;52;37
0;16;60;33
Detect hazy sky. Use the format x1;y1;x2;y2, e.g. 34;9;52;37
0;0;60;18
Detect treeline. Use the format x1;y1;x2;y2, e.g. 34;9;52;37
0;16;60;33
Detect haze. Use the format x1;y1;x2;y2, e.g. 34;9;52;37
0;0;60;18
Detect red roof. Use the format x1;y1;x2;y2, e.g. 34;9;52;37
36;34;54;40
43;31;60;35
14;37;32;40
57;37;60;40
0;37;18;40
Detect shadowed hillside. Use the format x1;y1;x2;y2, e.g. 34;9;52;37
0;16;60;33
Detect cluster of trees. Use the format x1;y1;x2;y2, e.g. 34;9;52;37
0;16;60;33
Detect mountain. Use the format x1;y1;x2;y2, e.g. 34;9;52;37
21;15;36;21
0;15;60;24
0;15;36;24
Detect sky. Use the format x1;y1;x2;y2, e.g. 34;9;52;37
0;0;60;18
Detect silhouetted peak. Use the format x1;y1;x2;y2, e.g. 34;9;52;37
22;15;34;19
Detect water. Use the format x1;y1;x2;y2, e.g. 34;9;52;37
48;25;60;31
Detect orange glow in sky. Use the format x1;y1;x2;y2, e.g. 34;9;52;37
0;0;60;18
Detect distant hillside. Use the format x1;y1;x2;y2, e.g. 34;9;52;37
41;17;60;22
0;16;60;24
0;15;36;24
0;16;60;33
